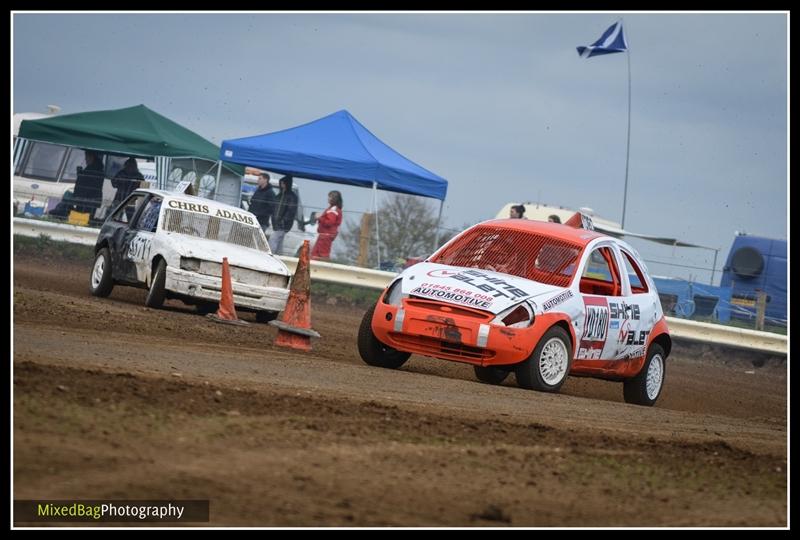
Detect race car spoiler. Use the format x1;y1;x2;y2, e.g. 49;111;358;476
564;211;595;231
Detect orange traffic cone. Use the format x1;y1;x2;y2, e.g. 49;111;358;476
207;257;249;326
270;240;320;350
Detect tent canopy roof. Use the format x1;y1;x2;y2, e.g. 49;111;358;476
18;104;243;174
220;110;448;200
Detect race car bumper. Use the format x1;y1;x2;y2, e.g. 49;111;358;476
370;298;560;367
165;266;290;312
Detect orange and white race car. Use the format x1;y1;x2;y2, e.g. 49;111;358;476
358;214;671;406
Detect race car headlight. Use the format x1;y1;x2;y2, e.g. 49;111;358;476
382;278;406;306
492;300;536;329
180;257;202;272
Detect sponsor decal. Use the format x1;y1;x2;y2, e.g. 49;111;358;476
167;200;254;225
426;269;459;278
609;301;640;321
542;290;574;311
620;346;646;359
449;269;530;300
126;235;151;262
583;306;608;341
626;330;650;346
577;296;609;359
168;200;209;214
618;319;632;344
609;320;620;329
577;346;602;360
410;286;493;309
214;208;254;225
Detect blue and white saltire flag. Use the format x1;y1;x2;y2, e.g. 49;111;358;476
577;21;628;58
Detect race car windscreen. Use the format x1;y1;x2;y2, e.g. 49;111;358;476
431;226;583;287
163;209;269;252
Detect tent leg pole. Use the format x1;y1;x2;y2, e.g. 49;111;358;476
433;200;444;253
373;182;381;270
710;248;719;286
214;160;222;201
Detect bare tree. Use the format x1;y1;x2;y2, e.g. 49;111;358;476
338;194;442;269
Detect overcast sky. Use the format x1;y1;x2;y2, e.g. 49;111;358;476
12;12;788;282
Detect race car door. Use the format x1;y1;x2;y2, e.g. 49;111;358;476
119;195;163;284
575;244;634;360
107;193;149;284
614;247;659;360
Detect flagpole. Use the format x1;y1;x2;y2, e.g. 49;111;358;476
621;28;631;231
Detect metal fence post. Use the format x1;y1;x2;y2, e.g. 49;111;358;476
755;290;767;331
358;213;374;268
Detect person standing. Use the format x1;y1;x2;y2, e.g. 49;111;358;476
111;157;145;208
269;175;298;254
311;190;344;260
248;172;276;233
72;150;105;215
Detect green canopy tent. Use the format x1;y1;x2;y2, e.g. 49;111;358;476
15;104;244;206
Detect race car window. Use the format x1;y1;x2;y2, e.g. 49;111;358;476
111;193;147;224
621;250;649;294
162;208;269;252
430;225;582;287
135;197;162;233
580;247;621;296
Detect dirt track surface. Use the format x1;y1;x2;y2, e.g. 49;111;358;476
13;254;787;527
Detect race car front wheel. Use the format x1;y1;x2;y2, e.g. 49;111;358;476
623;344;666;407
474;366;510;385
357;304;410;369
90;247;114;297
145;259;167;309
516;326;573;393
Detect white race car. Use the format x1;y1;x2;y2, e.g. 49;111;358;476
90;189;290;322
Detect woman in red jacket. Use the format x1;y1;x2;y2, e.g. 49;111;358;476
311;191;343;260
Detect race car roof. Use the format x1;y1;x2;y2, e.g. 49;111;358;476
480;218;606;247
134;189;257;219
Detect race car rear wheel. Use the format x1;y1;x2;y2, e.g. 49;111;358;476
90;247;114;297
195;302;217;315
255;311;279;323
473;366;510;385
623;344;666;407
516;326;572;393
145;259;167;309
358;304;410;369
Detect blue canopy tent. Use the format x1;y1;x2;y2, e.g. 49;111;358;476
219;110;448;265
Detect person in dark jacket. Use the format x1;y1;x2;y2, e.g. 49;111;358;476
111;157;145;208
268;175;298;254
72;150;105;215
248;172;276;232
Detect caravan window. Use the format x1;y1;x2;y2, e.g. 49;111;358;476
59;147;90;183
21;142;68;181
